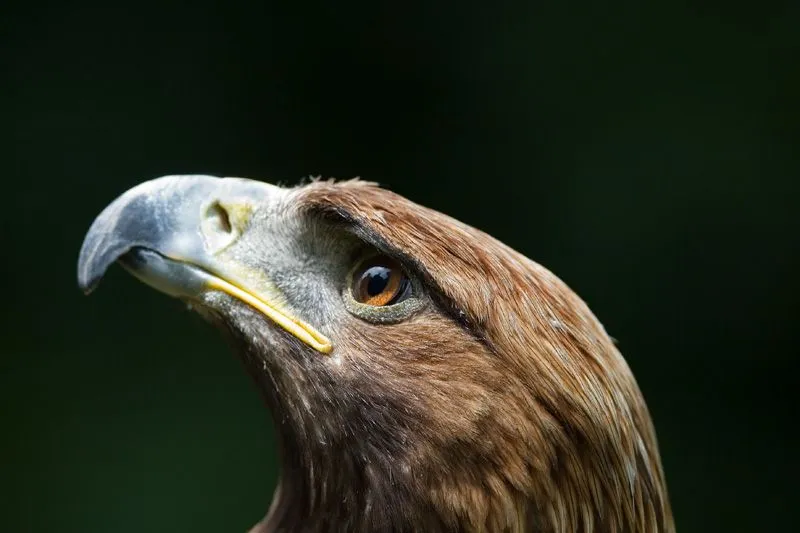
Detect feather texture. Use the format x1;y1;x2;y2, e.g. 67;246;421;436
268;179;677;532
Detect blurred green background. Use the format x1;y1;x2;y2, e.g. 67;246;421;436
2;1;797;531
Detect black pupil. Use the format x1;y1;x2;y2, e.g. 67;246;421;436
364;266;391;296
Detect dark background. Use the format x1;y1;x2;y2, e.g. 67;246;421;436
2;1;797;532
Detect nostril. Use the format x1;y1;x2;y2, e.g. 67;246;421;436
202;201;239;253
206;201;233;234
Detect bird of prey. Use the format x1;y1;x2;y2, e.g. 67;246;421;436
78;175;674;533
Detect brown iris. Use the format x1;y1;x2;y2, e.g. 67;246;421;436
352;256;411;306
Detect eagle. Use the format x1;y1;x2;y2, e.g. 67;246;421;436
77;175;674;533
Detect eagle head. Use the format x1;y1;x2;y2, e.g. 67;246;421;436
78;175;673;532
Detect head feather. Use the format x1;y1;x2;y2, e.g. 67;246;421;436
294;180;674;532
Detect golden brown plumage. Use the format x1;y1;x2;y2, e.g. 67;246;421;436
297;180;673;532
78;175;673;532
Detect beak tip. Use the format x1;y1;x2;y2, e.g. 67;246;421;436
77;265;100;295
77;239;114;296
78;278;98;295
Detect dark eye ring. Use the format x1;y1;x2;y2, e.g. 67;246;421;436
351;255;412;307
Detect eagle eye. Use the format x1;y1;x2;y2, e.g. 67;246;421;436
343;253;424;323
352;256;411;306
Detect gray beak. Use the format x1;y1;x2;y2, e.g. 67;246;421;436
78;174;277;294
77;174;332;354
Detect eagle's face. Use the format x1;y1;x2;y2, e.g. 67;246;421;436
79;175;673;532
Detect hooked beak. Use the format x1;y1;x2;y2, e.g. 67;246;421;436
77;174;332;354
